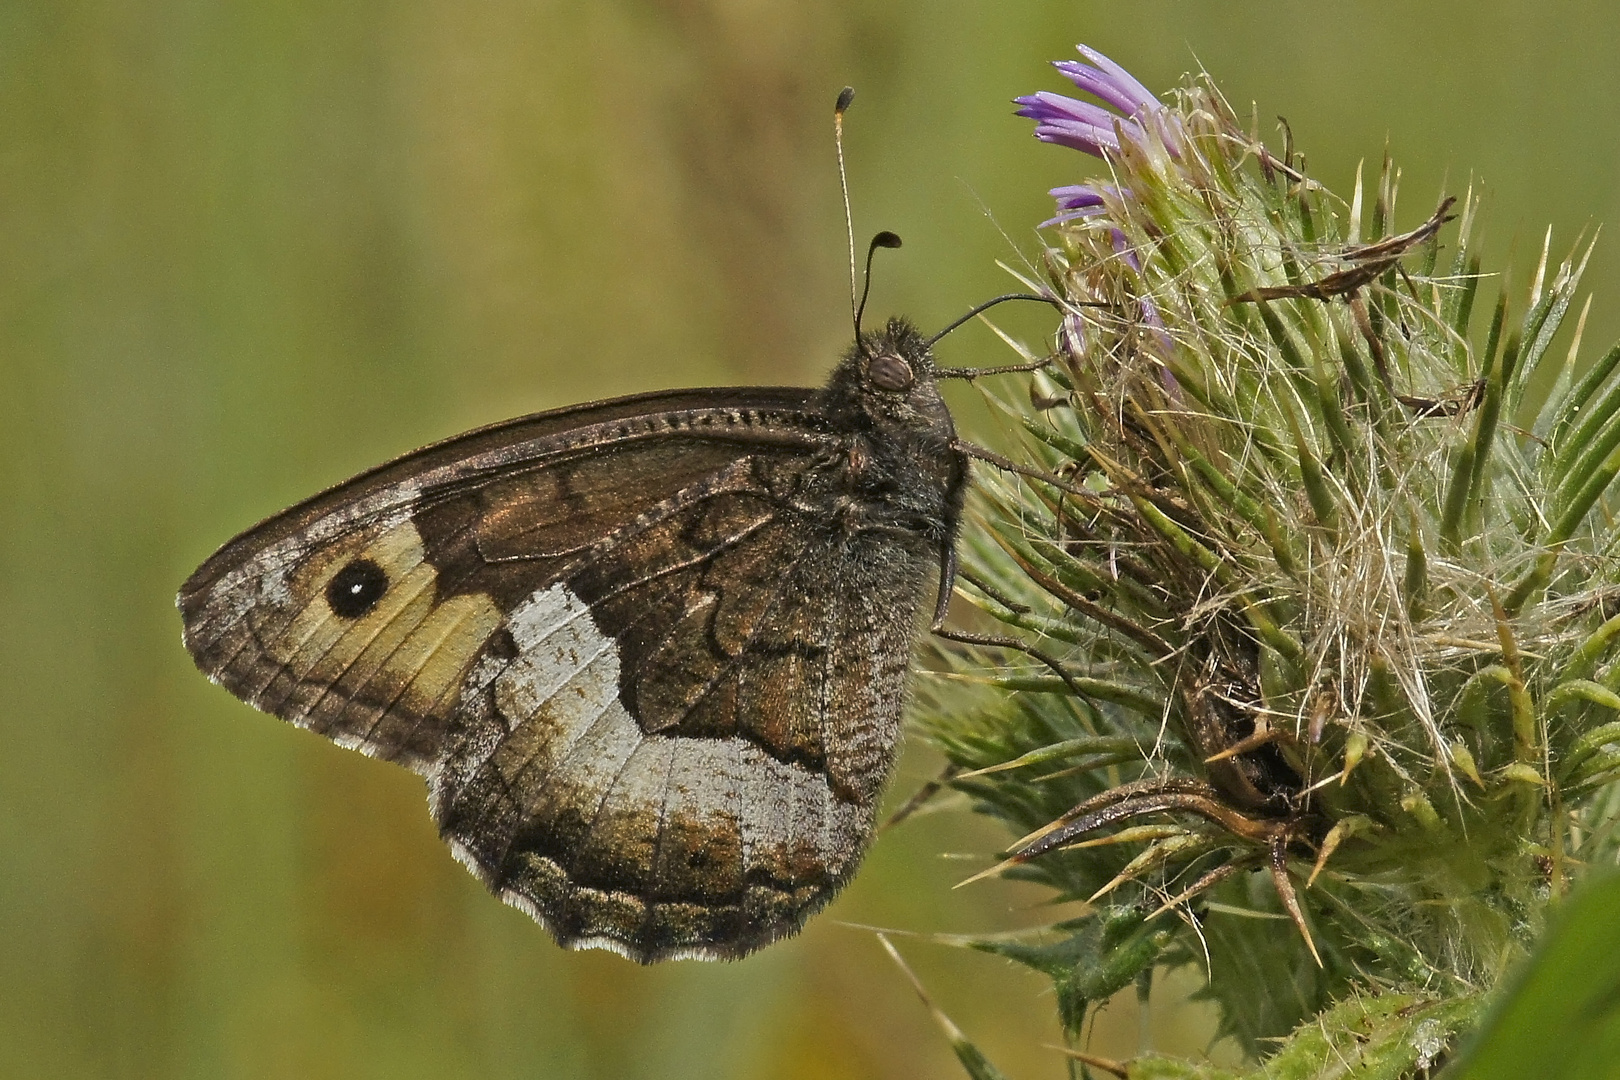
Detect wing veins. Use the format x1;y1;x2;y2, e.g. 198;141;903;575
350;598;499;762
568;732;655;884
642;741;683;913
482;665;625;877
620;542;806;740
293;568;440;736
569;511;781;611
445;627;619;802
246;600;344;716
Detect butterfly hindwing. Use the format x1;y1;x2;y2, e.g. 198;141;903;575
434;478;930;959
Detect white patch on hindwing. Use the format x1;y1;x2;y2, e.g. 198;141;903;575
438;580;867;951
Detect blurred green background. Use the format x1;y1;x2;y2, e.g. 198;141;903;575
6;2;1620;1077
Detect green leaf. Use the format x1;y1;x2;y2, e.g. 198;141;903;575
1184;874;1331;1053
956;735;1147;778
947;1040;1012;1080
1547;340;1620;470
1443;872;1620;1080
1128;1060;1239;1080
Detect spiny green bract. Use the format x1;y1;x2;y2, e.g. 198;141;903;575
914;52;1620;1067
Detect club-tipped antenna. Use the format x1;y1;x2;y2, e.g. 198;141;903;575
856;231;903;343
835;87;858;327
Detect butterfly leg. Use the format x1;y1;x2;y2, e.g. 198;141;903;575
877;762;962;834
949;440;1090;497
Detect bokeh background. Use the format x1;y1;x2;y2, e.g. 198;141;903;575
6;2;1620;1077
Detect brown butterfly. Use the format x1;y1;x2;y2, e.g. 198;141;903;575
176;228;1062;960
178;83;1069;960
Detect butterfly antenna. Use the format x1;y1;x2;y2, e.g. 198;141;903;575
835;86;859;331
857;231;903;344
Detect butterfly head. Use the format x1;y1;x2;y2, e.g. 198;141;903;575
823;316;953;440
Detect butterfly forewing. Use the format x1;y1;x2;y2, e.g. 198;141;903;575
180;388;823;762
179;351;958;962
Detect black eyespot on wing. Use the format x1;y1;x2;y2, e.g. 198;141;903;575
327;558;388;618
868;353;914;391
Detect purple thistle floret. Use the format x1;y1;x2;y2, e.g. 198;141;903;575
1021;47;1178;369
1043;183;1116;228
1014;45;1166;160
1055;225;1172;362
1017;46;1179;230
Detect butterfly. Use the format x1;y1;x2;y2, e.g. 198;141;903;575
176;75;1069;961
176;255;1067;962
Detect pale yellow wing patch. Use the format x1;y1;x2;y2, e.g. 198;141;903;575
186;516;501;768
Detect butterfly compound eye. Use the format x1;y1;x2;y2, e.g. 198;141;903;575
327;558;388;618
868;352;915;392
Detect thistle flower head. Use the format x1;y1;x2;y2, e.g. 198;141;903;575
916;43;1620;1067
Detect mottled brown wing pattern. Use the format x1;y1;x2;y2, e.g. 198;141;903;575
179;386;942;961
